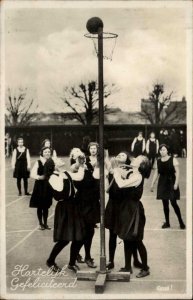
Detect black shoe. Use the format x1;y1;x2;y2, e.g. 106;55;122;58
68;264;80;273
106;262;114;270
44;224;51;230
136;269;150;278
85;258;97;268
119;267;133;274
134;261;143;269
25;192;31;196
76;254;84;263
38;225;45;230
46;260;62;272
18;192;22;196
180;223;186;229
162;222;170;229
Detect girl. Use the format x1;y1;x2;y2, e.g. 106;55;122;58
131;132;145;157
70;144;100;268
146;132;159;167
46;157;85;273
12;137;31;196
29;147;53;230
151;144;185;229
41;139;57;161
108;155;151;278
105;152;144;273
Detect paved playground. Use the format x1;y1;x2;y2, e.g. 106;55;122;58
4;157;188;298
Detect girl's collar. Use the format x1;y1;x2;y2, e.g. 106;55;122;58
17;146;25;151
161;155;171;162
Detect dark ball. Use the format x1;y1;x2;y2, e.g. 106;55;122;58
86;17;103;34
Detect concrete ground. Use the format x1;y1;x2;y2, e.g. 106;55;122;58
4;157;189;298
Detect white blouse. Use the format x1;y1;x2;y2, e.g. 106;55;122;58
30;156;46;180
49;167;85;192
113;168;142;188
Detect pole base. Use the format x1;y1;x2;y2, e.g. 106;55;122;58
76;270;130;294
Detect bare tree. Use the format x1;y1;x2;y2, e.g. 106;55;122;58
141;83;175;125
5;87;38;126
59;81;115;125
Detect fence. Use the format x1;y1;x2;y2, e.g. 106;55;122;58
5;124;186;156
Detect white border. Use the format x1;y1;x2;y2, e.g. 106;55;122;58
1;1;192;299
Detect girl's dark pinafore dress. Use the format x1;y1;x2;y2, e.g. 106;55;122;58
29;160;53;209
13;148;29;179
51;171;86;242
157;157;180;201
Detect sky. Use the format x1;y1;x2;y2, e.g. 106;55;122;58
4;1;190;112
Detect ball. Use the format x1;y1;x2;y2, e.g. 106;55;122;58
86;17;104;34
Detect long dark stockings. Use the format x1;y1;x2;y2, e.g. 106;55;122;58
17;178;21;193
109;230;141;265
37;208;49;225
135;241;148;271
23;178;28;194
123;240;133;271
84;228;95;260
124;240;148;271
17;178;28;193
109;230;117;263
70;241;84;266
48;240;83;266
162;199;183;225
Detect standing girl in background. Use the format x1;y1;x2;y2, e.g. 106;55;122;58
151;144;185;229
146;132;159;167
41;139;57;161
131;132;146;157
12;137;31;196
29;147;54;230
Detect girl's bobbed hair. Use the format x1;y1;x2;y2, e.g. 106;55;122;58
41;139;51;148
138;156;152;178
40;146;51;157
17;137;24;141
88;142;99;151
120;151;131;166
158;143;170;154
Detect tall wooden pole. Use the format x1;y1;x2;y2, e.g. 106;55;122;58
98;26;106;273
76;22;130;292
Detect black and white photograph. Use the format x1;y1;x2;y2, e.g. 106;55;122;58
0;0;192;299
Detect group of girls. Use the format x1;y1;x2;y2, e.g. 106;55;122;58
131;131;159;165
11;135;185;278
131;133;186;230
132;129;186;162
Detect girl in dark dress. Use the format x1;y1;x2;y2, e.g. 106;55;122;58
41;139;57;161
46;158;86;273
105;152;146;273
151;144;185;229
11;137;31;196
29;147;53;230
70;144;100;268
146;132;159;167
106;155;151;278
131;132;145;157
